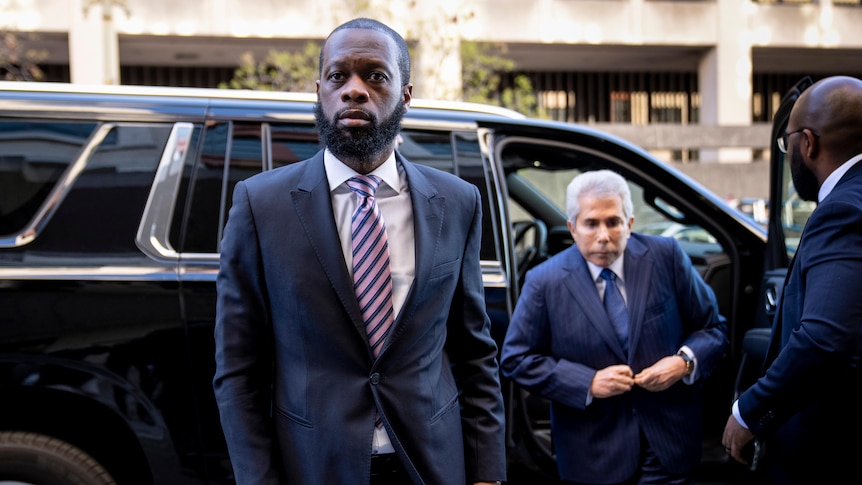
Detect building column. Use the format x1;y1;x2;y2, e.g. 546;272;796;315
412;1;468;100
68;0;124;84
699;0;752;163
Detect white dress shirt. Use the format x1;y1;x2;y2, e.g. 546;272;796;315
324;148;415;454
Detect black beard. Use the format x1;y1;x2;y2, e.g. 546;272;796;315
314;101;406;167
790;144;820;202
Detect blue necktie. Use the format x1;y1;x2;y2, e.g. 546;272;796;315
600;268;629;353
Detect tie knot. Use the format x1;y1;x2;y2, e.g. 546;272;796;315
600;268;616;283
347;175;382;198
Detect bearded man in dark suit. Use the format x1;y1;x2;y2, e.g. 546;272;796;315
213;17;506;485
723;75;862;484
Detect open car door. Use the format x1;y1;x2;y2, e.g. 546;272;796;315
477;117;769;480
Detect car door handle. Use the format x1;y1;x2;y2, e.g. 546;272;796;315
765;285;778;314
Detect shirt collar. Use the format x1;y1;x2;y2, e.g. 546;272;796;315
818;152;862;202
324;148;400;194
588;257;625;284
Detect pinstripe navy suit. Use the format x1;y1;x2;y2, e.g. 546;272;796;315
501;234;728;484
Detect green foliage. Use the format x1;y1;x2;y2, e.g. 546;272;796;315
0;31;46;81
218;42;320;93
460;41;513;103
461;41;545;118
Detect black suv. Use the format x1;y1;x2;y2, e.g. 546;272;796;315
0;80;808;484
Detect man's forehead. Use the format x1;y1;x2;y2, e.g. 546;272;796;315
326;28;395;54
323;30;397;67
581;214;624;221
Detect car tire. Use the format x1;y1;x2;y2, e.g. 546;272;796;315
0;431;115;485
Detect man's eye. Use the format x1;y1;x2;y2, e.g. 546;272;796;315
369;72;387;82
329;72;344;81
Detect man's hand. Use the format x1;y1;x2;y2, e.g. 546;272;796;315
590;364;635;398
722;414;755;465
633;355;684;392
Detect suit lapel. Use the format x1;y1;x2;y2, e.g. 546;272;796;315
382;156;441;350
622;237;651;355
290;154;367;340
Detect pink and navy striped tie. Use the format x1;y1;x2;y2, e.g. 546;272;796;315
348;175;394;429
348;175;395;359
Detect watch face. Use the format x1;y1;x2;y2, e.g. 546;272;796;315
678;352;693;375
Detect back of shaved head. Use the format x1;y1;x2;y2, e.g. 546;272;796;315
793;76;862;163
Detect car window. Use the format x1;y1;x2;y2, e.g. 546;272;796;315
400;129;500;263
0;120;98;238
271;124;320;168
183;121;237;254
498;137;728;295
510;167;722;255
180;124;506;262
398;130;455;174
183;121;320;254
34;124;173;255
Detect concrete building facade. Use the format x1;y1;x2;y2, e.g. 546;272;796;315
3;0;862;196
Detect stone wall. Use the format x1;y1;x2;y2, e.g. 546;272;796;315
672;161;770;201
593;123;774;201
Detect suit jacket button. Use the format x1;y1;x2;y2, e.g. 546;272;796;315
370;373;380;385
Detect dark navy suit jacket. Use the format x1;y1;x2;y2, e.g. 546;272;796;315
501;234;728;483
213;150;506;484
737;160;862;483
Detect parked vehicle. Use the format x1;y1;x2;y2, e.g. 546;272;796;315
0;80;802;484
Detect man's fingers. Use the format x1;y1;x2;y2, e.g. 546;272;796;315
730;446;750;465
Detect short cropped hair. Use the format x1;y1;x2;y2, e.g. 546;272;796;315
319;17;411;86
565;170;633;224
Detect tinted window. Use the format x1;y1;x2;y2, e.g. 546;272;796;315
36;124;172;254
0;120;98;236
271;124;320;168
184;122;320;253
398;130;455;174
399;129;499;262
182;124;500;261
184;121;243;254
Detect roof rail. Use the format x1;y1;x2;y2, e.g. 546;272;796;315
0;81;526;119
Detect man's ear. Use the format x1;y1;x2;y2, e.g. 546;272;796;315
805;129;819;158
403;84;413;108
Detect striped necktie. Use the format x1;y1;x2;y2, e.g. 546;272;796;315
347;175;395;359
